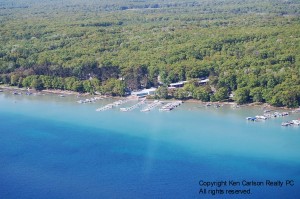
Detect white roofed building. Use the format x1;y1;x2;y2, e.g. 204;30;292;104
131;88;157;97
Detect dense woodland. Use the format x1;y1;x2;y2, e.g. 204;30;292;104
0;0;300;107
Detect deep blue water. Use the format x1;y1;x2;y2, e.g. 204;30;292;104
0;91;300;199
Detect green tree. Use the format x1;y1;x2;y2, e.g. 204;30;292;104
52;77;64;89
40;75;53;89
83;80;93;93
155;86;168;99
101;78;125;96
30;77;44;91
250;87;263;102
213;87;229;101
10;74;20;86
234;87;250;104
193;87;210;102
72;81;84;92
174;88;188;100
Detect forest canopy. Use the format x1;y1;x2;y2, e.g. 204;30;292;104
0;0;300;107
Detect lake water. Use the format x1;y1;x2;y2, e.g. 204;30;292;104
0;91;299;199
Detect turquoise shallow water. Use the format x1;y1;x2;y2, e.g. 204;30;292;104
0;91;300;199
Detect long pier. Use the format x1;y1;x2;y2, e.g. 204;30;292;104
120;99;145;112
77;96;105;104
96;104;114;111
159;101;183;111
96;99;130;111
140;100;162;112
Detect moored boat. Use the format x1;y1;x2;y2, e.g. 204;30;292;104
246;117;256;121
291;120;300;126
255;115;267;120
281;121;292;127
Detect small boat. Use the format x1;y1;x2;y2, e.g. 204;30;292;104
282;112;289;116
0;90;3;92
273;112;281;117
120;108;128;112
255;115;267;120
59;94;65;97
263;114;272;118
291;120;300;126
281;122;291;126
246;117;256;121
13;92;21;95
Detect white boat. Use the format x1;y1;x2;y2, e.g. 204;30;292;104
77;100;83;104
282;112;289;116
281;122;292;126
120;108;128;112
291;120;300;126
263;114;272;118
255;115;267;120
246;117;256;121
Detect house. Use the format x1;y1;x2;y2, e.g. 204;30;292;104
131;88;157;97
199;78;209;85
168;81;188;88
168;78;209;88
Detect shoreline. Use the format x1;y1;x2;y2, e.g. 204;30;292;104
1;85;299;111
0;85;86;96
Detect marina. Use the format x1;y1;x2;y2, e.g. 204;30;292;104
0;92;300;199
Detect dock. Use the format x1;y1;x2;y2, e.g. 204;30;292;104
281;119;300;127
120;99;145;112
96;99;130;111
113;99;131;106
77;96;105;104
261;112;289;118
96;104;114;111
140;100;162;112
247;111;290;121
159;101;183;111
